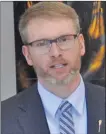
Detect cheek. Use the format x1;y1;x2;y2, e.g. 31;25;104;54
31;54;50;71
64;48;81;67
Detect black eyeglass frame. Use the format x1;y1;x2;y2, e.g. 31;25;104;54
26;34;79;47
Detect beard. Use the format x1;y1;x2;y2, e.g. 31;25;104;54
33;56;81;86
44;69;79;85
34;65;80;86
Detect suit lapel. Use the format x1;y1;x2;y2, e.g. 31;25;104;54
17;84;50;134
85;83;101;134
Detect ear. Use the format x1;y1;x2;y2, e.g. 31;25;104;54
22;45;33;66
78;34;85;56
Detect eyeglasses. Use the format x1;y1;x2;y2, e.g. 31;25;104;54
27;34;79;54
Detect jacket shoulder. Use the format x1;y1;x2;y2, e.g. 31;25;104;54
1;83;37;120
85;82;105;109
85;82;105;94
1;84;38;134
1;83;37;112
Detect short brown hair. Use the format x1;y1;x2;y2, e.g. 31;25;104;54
19;2;80;44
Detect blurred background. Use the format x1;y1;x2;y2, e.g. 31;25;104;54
1;1;105;101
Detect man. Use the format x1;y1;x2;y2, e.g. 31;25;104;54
1;2;105;134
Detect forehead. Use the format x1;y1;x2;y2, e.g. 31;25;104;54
26;18;76;42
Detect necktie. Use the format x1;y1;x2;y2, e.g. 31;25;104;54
59;101;75;134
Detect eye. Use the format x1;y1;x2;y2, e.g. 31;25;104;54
36;42;45;47
60;37;67;42
65;35;74;40
33;40;46;47
59;35;74;42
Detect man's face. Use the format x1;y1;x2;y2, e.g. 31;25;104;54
22;18;85;85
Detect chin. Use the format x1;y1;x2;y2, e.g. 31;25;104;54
44;73;75;86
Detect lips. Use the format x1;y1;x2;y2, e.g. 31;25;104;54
50;63;68;68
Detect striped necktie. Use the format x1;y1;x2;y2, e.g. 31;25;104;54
59;101;75;134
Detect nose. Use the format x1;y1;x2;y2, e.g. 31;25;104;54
49;42;62;58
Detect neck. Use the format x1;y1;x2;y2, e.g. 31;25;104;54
38;73;81;99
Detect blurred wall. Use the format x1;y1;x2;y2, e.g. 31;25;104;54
1;2;16;101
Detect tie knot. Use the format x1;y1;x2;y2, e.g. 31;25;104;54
59;101;72;113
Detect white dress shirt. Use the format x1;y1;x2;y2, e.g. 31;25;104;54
38;76;87;134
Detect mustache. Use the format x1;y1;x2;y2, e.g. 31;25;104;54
49;57;68;67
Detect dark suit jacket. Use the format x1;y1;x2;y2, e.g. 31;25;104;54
1;82;105;134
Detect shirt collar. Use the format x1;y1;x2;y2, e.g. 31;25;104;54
38;81;62;118
66;76;85;115
37;75;85;118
